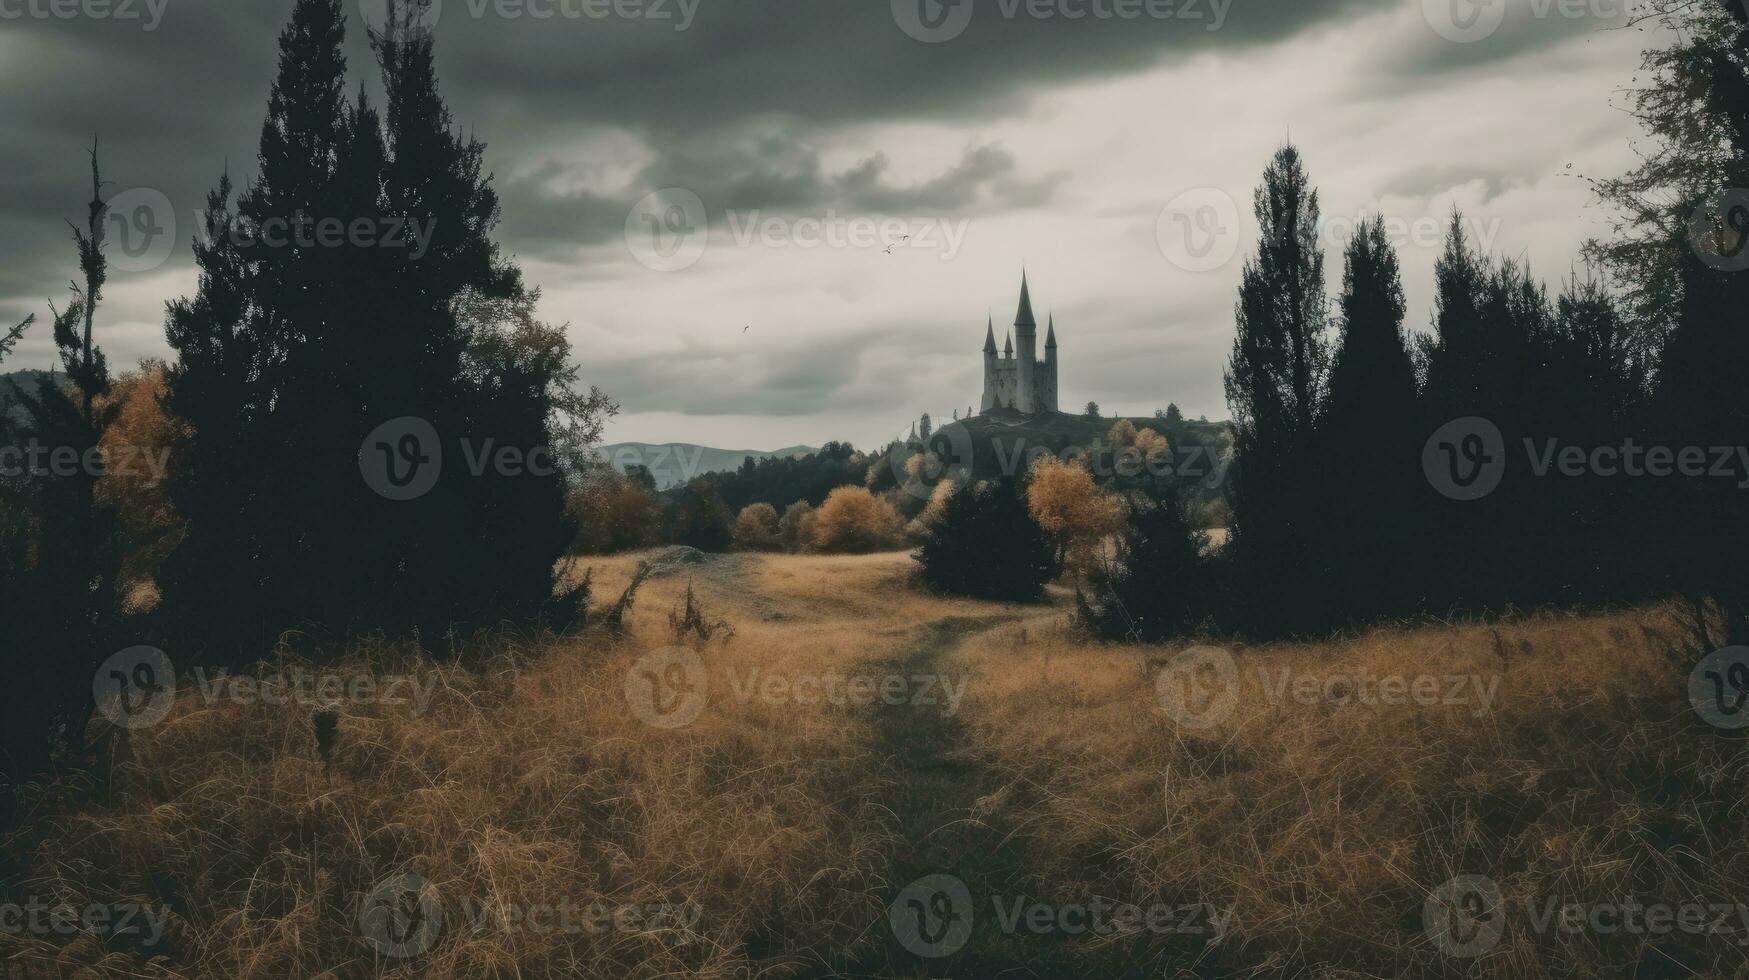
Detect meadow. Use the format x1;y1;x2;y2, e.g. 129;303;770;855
5;549;1745;978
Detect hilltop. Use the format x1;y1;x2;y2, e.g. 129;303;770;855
593;441;819;489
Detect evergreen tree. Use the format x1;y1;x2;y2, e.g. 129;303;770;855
7;151;122;784
1419;215;1554;612
669;478;733;552
1589;0;1749;640
1320;215;1422;621
161;0;605;652
1533;275;1649;604
160;175;274;654
1222;144;1330;636
1083;484;1207;641
915;479;1059;602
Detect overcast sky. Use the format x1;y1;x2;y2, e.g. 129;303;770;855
1;0;1661;450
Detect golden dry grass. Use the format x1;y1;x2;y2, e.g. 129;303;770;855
7;551;1747;978
952;607;1749;978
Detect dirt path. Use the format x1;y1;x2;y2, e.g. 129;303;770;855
799;614;1140;980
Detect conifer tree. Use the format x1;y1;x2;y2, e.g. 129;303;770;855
1321;215;1422;621
1084;484;1207;642
1589;0;1749;639
1222;144;1330;636
915;479;1059;601
6;150;122;782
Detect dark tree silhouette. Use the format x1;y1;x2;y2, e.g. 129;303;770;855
1082;484;1207;642
1590;0;1749;641
4;150;122;787
1223;144;1330;636
668;478;733;552
915;479;1059;602
1319;215;1423;622
162;0;603;656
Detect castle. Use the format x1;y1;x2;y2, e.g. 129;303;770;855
980;273;1058;415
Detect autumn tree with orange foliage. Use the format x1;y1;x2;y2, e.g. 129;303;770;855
96;361;186;602
732;502;781;551
808;486;904;553
567;467;660;554
1026;455;1123;578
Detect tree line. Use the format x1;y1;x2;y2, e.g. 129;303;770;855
1083;0;1749;642
1;0;611;791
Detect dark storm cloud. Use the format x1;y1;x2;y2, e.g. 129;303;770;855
599;324;880;415
502;133;1064;257
0;0;1393;343
0;0;1623;374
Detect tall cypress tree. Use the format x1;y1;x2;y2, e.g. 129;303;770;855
162;0;355;655
160;175;270;654
7;150;122;782
1321;215;1422;621
163;0;601;651
1222;144;1330;636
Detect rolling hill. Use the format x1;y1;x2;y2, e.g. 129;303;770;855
593;442;819;489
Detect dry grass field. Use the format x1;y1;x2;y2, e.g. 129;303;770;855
5;550;1746;978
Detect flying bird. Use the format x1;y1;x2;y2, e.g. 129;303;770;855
883;235;912;254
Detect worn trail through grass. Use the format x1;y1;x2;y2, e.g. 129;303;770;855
801;614;1174;980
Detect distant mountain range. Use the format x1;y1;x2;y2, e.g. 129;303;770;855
0;369;57;424
593;442;819;489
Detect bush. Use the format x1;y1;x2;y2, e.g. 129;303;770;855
915;479;1060;602
778;499;816;553
732;502;781;551
95;361;185;601
668;479;733;552
1026;456;1123;578
808;486;904;553
567;467;660;554
1082;485;1209;642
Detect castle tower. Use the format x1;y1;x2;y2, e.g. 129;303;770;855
980;316;998;412
1013;272;1037;413
1043;314;1059;413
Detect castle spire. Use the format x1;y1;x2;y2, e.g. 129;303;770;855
983;315;996;353
1014;271;1036;327
1046;314;1057;349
